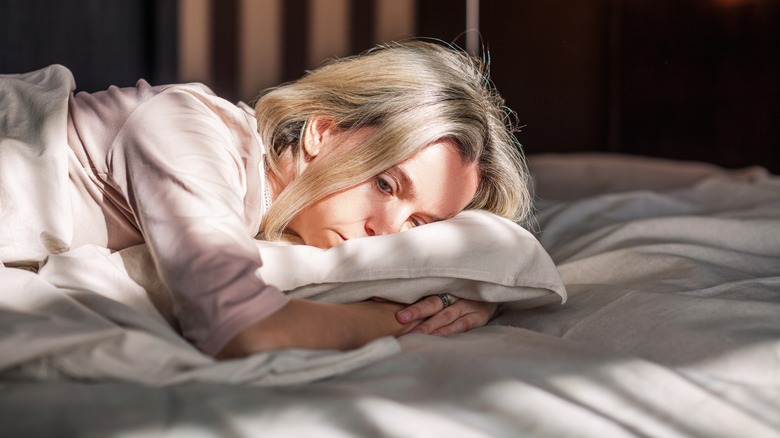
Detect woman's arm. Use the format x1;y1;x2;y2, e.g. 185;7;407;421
218;296;498;358
217;299;417;358
110;88;292;356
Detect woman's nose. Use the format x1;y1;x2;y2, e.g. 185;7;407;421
365;211;406;237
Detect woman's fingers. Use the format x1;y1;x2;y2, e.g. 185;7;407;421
430;311;486;336
409;300;498;335
409;303;464;334
395;294;458;324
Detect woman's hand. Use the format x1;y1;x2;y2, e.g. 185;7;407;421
394;295;498;336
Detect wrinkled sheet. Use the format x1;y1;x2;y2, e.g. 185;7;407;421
2;154;780;437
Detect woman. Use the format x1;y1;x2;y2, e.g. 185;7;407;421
0;41;531;359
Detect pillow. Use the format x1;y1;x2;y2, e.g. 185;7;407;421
255;210;567;305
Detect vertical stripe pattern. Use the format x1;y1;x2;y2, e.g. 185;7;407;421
210;0;239;102
178;0;419;103
239;0;282;104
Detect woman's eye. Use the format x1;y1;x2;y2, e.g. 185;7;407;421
411;217;424;227
377;176;393;194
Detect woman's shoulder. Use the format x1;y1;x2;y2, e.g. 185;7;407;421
70;80;219;121
69;79;255;145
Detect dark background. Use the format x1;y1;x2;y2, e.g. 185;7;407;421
1;0;778;172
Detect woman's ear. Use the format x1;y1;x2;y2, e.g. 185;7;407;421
302;117;333;159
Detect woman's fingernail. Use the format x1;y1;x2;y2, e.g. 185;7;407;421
397;311;411;323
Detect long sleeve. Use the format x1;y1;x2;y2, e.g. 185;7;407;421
102;86;289;355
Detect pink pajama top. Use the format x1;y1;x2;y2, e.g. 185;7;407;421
64;78;290;355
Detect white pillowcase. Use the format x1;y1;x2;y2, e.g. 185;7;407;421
256;210;566;305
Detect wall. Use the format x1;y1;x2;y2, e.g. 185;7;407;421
418;0;779;172
0;0;177;92
181;0;417;103
1;0;778;171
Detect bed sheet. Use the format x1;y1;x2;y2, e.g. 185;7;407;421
2;153;780;437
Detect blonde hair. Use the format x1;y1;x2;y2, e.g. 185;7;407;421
254;40;532;241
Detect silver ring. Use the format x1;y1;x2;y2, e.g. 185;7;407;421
437;293;452;308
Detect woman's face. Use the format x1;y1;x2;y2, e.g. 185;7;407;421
287;139;480;249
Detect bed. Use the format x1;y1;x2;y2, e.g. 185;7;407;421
1;150;778;437
2;67;780;436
